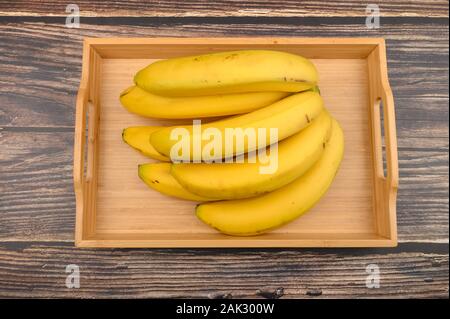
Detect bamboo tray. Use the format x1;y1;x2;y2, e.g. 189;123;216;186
73;38;398;248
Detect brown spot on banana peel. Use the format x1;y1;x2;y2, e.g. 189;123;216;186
289;78;307;83
305;114;311;123
282;77;308;83
224;53;239;60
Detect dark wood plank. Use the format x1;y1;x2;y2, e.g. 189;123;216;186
0;130;447;242
0;20;448;128
0;129;75;240
0;242;447;298
0;0;448;17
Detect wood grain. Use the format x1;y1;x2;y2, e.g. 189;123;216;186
67;41;394;247
0;0;448;17
0;21;447;243
0;130;75;240
0;21;448;127
0;3;448;297
1;130;447;242
0;242;447;298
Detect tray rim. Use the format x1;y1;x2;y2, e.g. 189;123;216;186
73;37;399;248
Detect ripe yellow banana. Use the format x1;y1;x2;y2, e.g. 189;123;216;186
122;126;169;161
134;50;318;97
120;85;290;119
150;91;324;161
196;118;345;236
171;110;332;199
138;163;216;201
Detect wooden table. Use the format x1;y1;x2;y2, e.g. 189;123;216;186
0;1;448;298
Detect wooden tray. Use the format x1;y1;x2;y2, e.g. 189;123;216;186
73;38;399;248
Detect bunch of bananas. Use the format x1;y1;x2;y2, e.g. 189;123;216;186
120;50;344;236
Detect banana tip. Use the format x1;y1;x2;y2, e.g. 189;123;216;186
137;164;146;180
119;86;134;98
194;203;204;216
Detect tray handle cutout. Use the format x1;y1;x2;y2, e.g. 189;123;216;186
373;86;399;193
73;88;95;202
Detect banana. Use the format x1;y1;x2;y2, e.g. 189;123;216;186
138;163;216;201
150;91;323;161
196;118;344;236
120;86;290;119
134;50;318;97
171;110;332;199
122;126;169;161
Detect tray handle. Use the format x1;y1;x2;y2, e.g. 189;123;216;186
74;83;99;243
372;84;399;192
381;85;399;192
74;92;97;194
